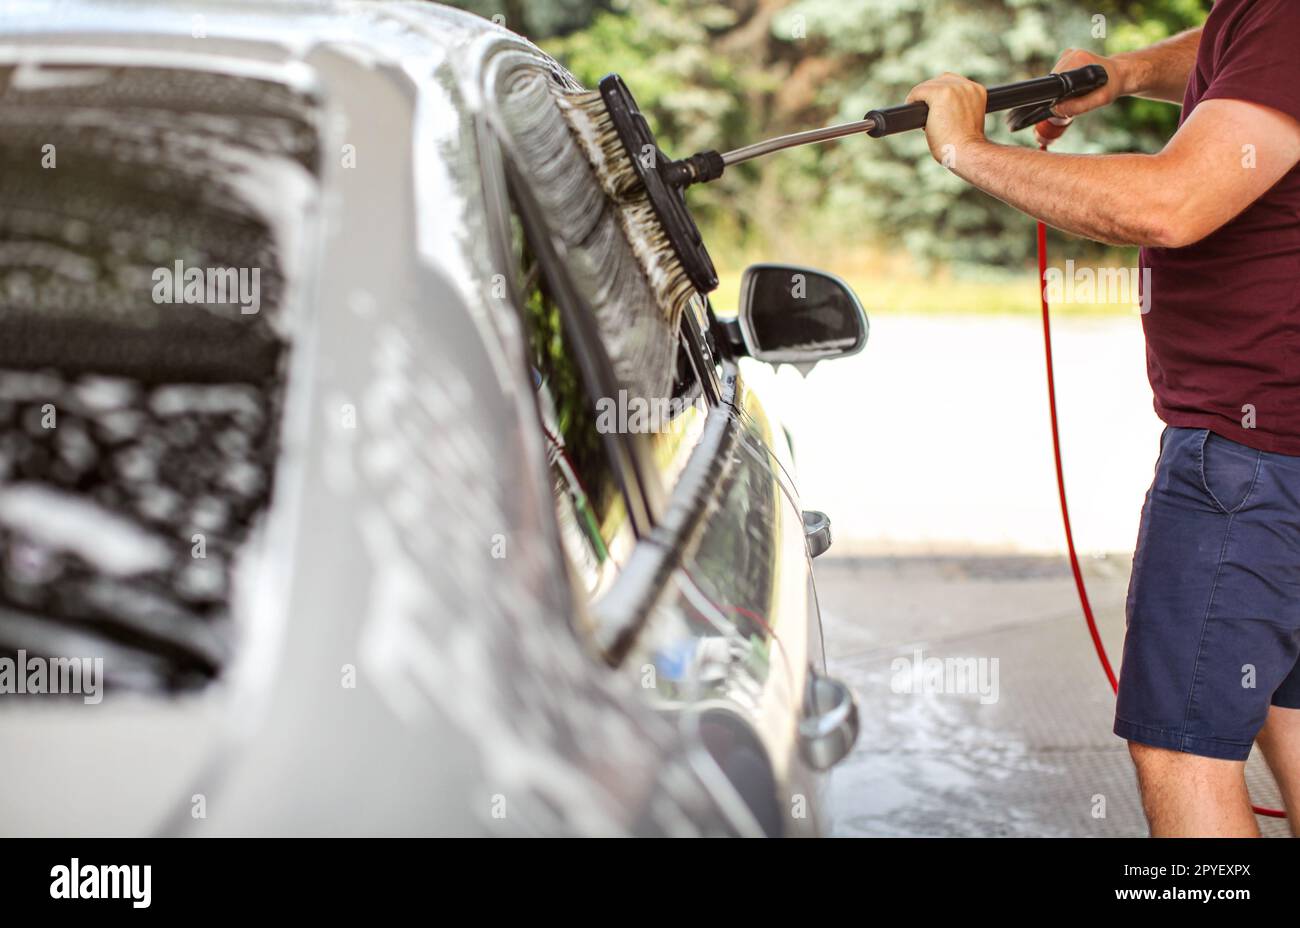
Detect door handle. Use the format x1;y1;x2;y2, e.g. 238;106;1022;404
802;509;832;559
798;671;859;770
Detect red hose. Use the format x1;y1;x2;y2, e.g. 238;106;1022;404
1037;218;1118;692
1034;193;1285;819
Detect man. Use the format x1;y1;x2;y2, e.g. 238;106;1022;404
907;0;1300;837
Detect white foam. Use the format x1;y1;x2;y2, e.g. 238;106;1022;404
0;483;172;576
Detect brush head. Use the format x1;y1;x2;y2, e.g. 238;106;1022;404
585;74;718;295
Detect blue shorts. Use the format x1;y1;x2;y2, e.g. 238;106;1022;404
1115;426;1300;761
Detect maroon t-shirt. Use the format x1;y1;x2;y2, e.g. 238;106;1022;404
1140;0;1300;454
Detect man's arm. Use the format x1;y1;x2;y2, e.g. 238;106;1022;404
1029;30;1200;146
907;76;1300;247
1110;28;1202;105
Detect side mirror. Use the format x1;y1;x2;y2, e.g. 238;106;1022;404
734;263;868;373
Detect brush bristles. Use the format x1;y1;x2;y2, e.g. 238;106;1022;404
556;92;648;201
504;71;682;404
556;91;696;324
621;200;696;311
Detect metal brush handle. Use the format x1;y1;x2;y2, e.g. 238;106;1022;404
864;65;1108;138
721;118;880;167
717;65;1107;170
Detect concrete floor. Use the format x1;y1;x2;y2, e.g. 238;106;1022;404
816;553;1291;837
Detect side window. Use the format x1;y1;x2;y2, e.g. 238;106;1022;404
497;68;713;500
646;316;710;490
509;210;634;604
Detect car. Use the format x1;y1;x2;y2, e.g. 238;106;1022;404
0;0;866;837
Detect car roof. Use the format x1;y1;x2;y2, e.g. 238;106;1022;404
0;0;508;60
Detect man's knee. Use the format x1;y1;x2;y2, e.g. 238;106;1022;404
1128;740;1177;773
1127;740;1245;786
1125;741;1256;836
1129;741;1157;761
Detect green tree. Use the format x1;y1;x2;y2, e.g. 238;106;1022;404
450;0;609;38
774;0;1207;267
451;0;1210;269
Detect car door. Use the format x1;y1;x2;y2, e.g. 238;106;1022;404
480;51;852;836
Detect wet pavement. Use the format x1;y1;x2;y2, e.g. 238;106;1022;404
816;553;1291;837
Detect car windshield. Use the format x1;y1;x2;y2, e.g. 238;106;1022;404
0;63;320;692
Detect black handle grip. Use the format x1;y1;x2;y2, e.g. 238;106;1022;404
864;65;1108;138
1005;64;1109;132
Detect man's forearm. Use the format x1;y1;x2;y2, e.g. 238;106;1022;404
950;142;1174;246
1114;28;1201;104
942;27;1205;245
906;24;1300;252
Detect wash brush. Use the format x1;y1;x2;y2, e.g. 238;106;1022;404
559;65;1106;296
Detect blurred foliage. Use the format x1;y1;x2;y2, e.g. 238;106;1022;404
450;0;610;36
446;0;1209;271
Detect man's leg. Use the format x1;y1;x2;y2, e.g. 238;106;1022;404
1256;705;1300;835
1128;742;1259;836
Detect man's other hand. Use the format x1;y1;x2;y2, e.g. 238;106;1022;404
906;72;988;165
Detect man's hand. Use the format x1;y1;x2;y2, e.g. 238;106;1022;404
1046;49;1125;118
1039;32;1203;143
905;72;988;165
1037;49;1125;145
